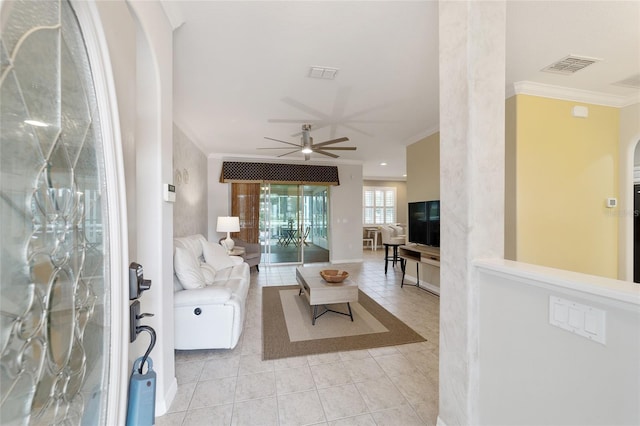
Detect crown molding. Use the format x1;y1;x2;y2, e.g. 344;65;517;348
404;124;440;145
512;81;640;108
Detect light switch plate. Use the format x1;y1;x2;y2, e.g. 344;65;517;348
549;296;606;345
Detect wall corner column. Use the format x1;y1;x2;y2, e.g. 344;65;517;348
438;1;506;424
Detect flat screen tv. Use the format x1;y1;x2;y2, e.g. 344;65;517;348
408;200;440;247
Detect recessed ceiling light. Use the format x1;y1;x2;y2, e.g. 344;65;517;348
24;119;49;127
380;162;387;166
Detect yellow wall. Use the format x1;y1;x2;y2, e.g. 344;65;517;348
405;132;441;285
618;103;640;280
505;96;517;260
407;132;440;202
515;95;619;278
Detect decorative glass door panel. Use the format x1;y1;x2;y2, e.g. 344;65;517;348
1;1;112;424
307;186;328;251
259;184;329;265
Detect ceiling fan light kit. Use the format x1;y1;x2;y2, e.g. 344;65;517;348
259;124;356;160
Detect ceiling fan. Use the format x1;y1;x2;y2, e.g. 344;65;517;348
258;124;356;161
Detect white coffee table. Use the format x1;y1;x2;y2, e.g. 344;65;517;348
296;265;358;325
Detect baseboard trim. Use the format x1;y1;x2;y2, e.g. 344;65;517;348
331;258;364;264
155;376;177;417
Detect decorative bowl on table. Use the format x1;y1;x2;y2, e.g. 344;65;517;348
320;269;349;283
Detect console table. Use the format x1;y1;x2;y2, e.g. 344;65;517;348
398;244;440;296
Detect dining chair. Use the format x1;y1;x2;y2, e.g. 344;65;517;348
299;226;311;246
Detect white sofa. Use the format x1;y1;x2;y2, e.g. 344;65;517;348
173;234;250;349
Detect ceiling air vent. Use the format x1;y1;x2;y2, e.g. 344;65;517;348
542;55;600;75
308;66;339;80
612;73;640;89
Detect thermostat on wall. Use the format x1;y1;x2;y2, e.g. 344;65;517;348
164;183;176;202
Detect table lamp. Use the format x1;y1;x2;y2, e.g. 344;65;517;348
216;216;240;253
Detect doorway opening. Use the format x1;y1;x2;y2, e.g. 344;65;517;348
260;184;330;265
634;141;640;283
635;183;639;283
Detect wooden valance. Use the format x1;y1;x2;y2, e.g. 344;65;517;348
220;161;340;185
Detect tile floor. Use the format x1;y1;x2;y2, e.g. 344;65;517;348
157;249;440;426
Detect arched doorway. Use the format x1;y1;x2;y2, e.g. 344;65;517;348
634;142;640;283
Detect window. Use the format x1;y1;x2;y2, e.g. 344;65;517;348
363;186;396;225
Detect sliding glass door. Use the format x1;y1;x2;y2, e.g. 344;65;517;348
260;184;329;265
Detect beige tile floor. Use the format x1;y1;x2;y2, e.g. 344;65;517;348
157;249;440;426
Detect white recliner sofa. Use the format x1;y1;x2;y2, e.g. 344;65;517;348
173;234;250;349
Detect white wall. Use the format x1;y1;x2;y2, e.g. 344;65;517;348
477;260;640;425
94;0;137;260
96;0;177;415
130;1;176;415
330;164;364;263
207;157;364;263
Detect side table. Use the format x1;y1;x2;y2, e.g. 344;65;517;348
228;247;246;256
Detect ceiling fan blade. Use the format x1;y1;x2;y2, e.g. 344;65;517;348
312;137;350;148
313;149;339;159
317;146;357;151
263;137;301;148
257;147;301;150
267;118;325;124
277;150;300;158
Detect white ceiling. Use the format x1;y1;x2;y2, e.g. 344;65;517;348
169;1;640;180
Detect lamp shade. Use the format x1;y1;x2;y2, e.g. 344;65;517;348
216;216;240;233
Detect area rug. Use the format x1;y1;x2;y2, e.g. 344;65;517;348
262;285;425;360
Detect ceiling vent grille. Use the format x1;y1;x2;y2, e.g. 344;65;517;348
542;55;600;75
612;73;640;89
308;66;339;80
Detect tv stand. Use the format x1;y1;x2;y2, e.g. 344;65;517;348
398;244;440;296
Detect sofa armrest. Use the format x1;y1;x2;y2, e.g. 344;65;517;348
229;256;244;266
174;286;232;307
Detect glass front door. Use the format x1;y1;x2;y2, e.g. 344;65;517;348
1;1;120;423
259;184;329;265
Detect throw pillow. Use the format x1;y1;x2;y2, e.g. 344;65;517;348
174;246;205;289
200;262;216;285
202;241;236;271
